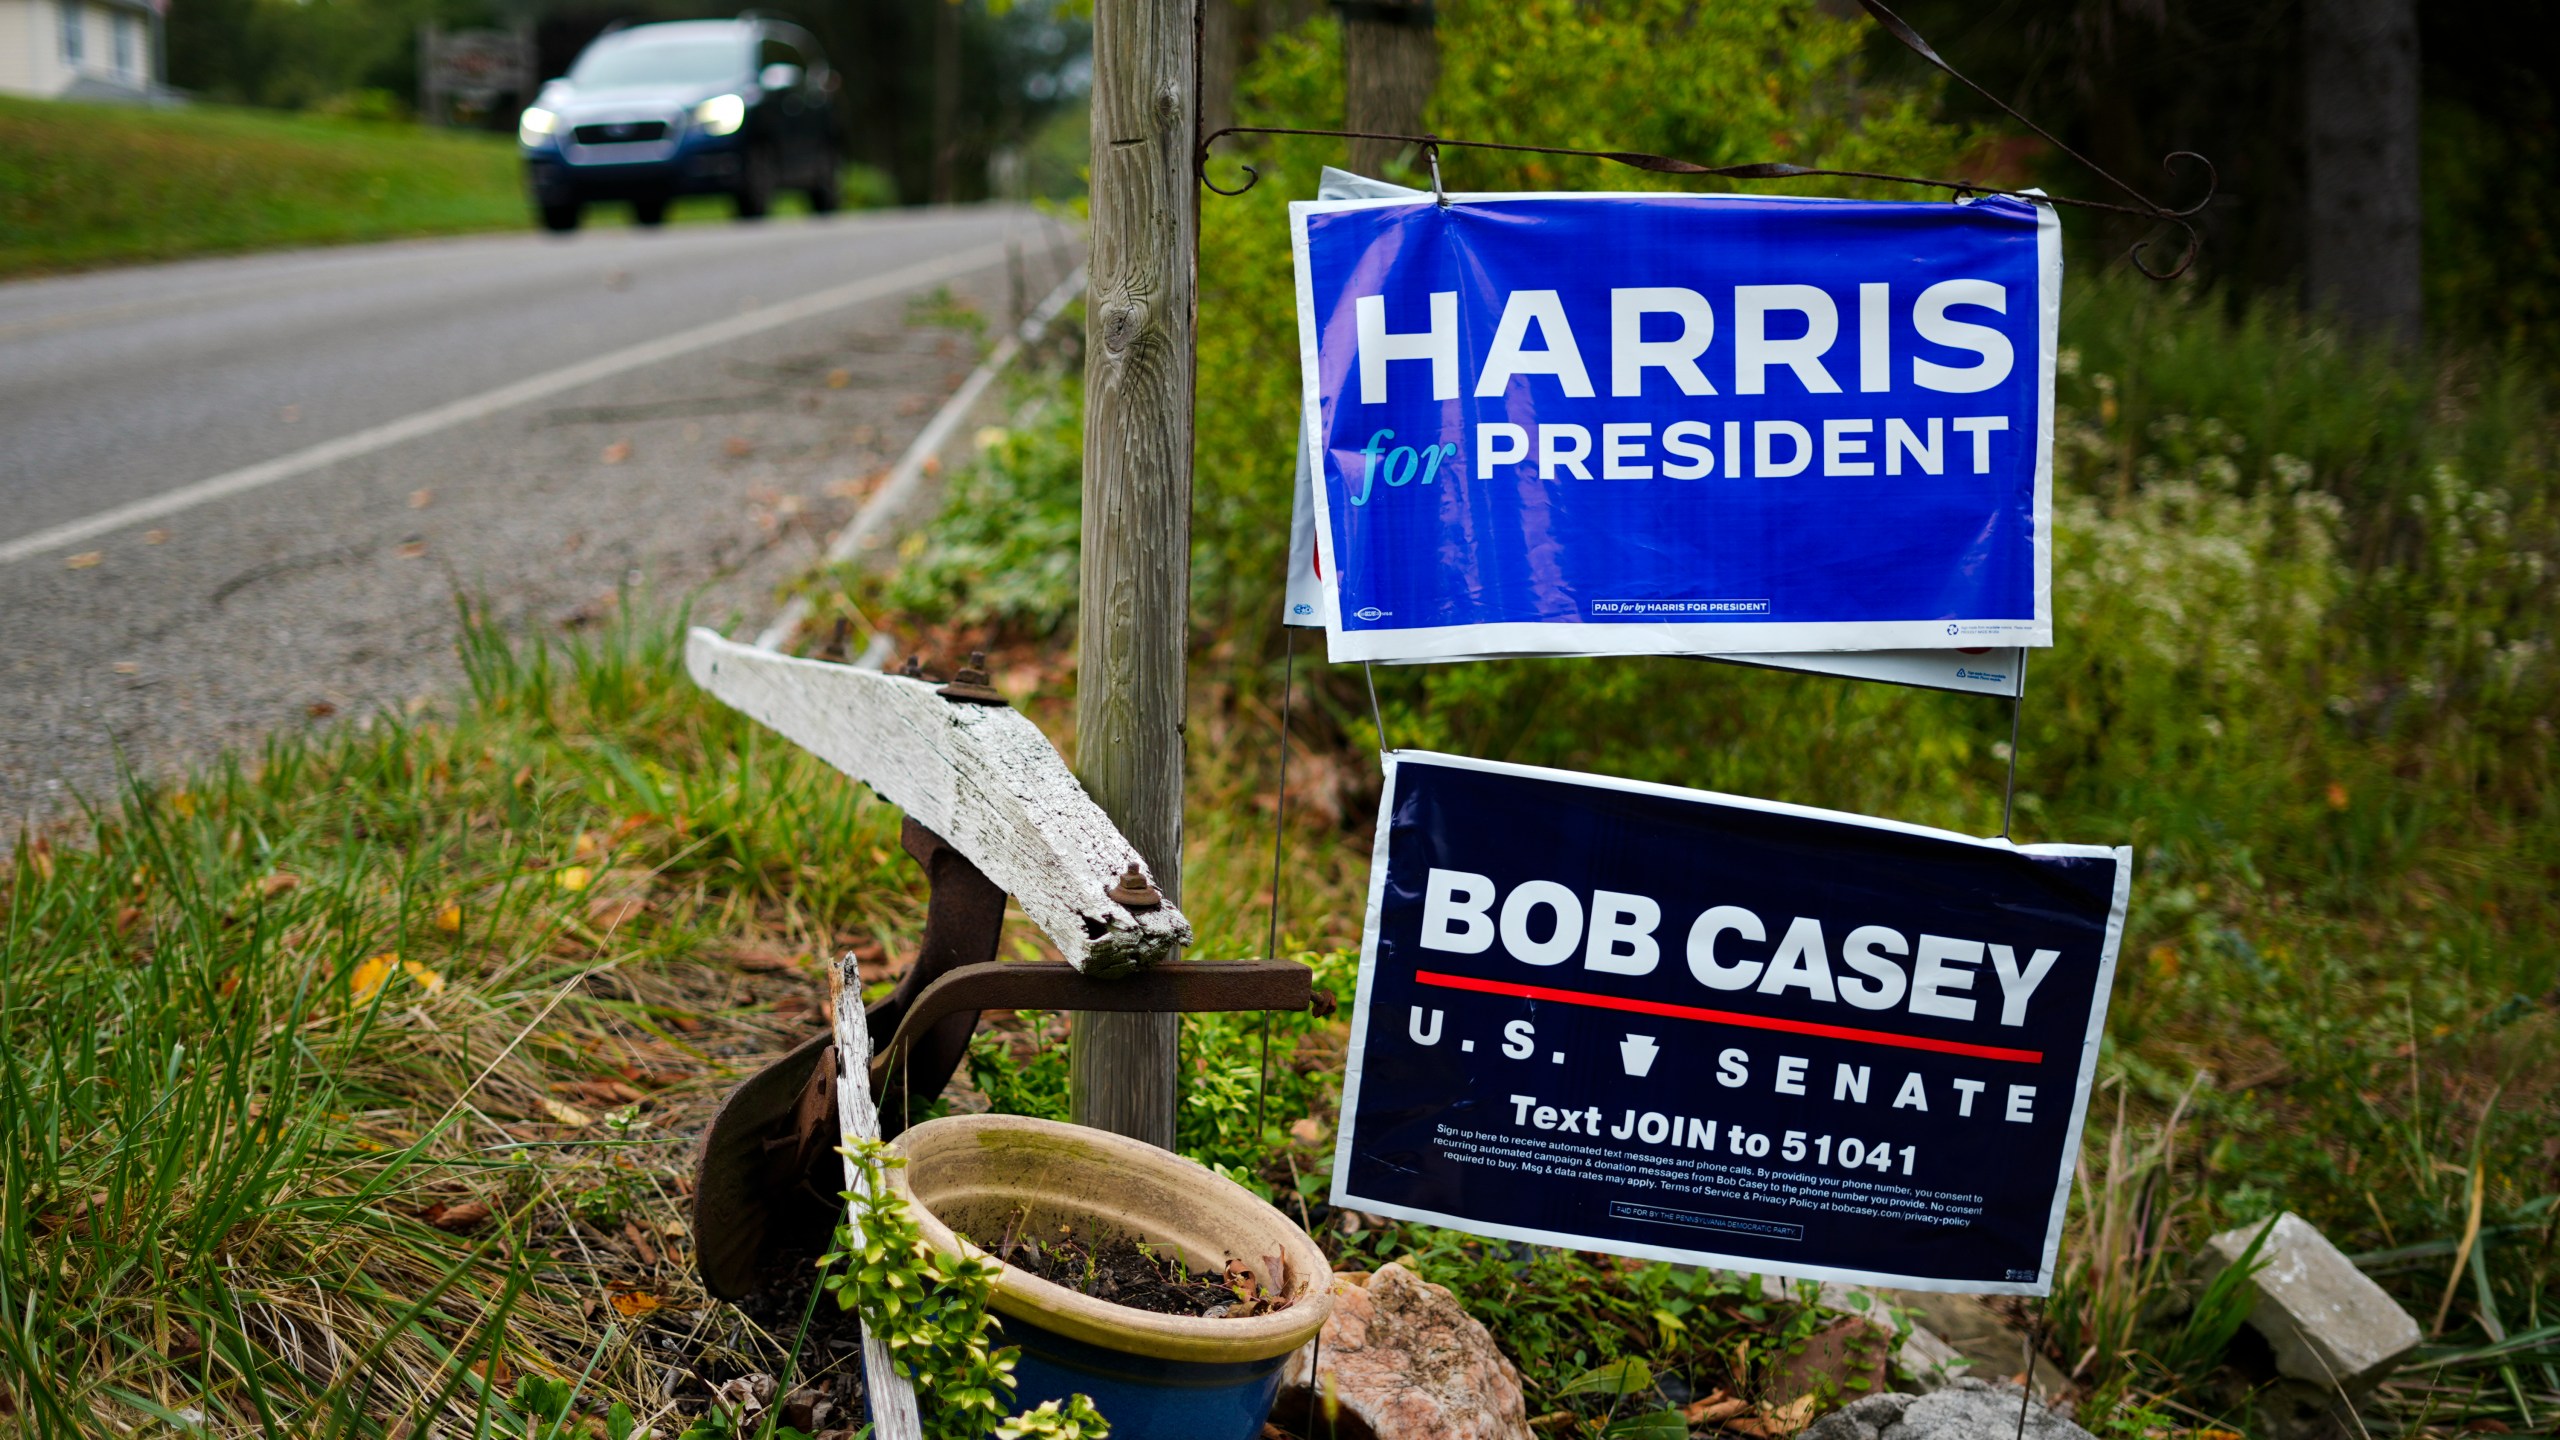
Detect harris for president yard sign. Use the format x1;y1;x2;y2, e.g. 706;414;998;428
1291;191;2061;662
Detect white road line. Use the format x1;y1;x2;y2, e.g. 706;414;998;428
0;239;1014;568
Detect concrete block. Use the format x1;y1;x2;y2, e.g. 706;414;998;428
2207;1211;2421;1392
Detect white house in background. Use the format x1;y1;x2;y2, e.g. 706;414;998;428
0;0;168;102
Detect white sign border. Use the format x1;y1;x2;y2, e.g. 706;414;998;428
1327;748;2130;1296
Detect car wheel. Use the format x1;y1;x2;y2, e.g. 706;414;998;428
539;200;583;234
806;159;841;215
632;195;670;227
733;148;776;221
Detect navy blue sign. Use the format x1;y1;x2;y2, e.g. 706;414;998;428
1331;753;2128;1294
1290;192;2059;662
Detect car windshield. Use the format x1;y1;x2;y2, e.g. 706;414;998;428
569;35;745;89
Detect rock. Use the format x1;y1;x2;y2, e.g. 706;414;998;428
1275;1262;1532;1440
1772;1317;1897;1406
1880;1378;2091;1440
2206;1211;2420;1394
1803;1391;1914;1440
1743;1276;1970;1394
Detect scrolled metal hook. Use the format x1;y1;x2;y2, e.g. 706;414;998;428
2129;218;2203;281
2157;151;2218;219
1197;128;1265;197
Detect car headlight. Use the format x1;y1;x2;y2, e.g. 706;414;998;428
518;107;558;146
694;93;746;137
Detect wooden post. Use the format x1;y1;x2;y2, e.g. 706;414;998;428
1070;0;1196;1147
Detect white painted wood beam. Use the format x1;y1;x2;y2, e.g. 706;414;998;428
686;627;1190;976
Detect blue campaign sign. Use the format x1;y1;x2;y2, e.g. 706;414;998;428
1331;752;2128;1294
1290;192;2060;662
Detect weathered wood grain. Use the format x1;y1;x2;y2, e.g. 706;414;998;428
1070;0;1197;1147
831;955;924;1440
686;627;1190;976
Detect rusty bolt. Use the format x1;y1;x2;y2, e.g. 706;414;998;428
1107;863;1162;911
937;650;1006;706
816;617;852;664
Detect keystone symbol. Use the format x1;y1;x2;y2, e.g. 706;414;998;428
1620;1034;1659;1078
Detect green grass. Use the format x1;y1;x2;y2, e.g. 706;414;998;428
0;96;530;276
0;602;950;1433
0;95;898;280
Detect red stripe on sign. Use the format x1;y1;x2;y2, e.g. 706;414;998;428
1409;970;2045;1065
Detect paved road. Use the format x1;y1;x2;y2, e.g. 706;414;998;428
2;207;1076;829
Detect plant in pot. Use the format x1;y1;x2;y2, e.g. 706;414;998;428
836;1113;1335;1440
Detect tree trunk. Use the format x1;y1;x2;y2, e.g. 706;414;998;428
1339;0;1436;177
1201;0;1241;144
2303;0;2422;345
930;0;963;204
1069;0;1197;1149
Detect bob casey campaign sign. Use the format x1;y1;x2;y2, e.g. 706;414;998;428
1290;190;2061;662
1329;752;2129;1294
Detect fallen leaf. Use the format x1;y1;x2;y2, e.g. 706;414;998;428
1288;1117;1326;1146
66;552;102;570
113;661;140;675
541;1098;594;1127
434;903;463;933
258;872;300;898
218;971;241;999
400;959;445;996
623;1221;661;1266
350;953;399;1003
609;1289;663;1318
395;540;428;559
408;488;433;510
171;791;195;817
1684;1392;1750;1425
600;440;633;464
306;701;338;719
825;367;850;389
1727;1394;1818;1439
723;435;754;457
142;529;169;545
428;1200;491;1232
555;866;592;892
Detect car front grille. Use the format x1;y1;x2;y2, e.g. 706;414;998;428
573;120;670;144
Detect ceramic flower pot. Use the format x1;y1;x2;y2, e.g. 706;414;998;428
889;1113;1334;1440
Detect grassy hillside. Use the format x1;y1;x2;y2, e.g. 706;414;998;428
0;95;529;277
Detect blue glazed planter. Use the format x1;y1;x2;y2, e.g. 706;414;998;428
889;1114;1334;1440
999;1309;1293;1440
